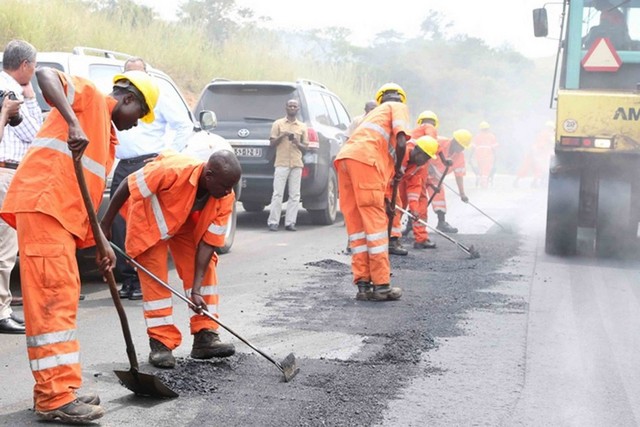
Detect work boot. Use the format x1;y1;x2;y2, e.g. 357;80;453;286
77;393;100;405
388;237;408;256
191;329;235;359
149;338;176;368
369;285;403;301
436;221;458;233
35;399;105;423
129;281;143;300
414;240;436;249
355;281;372;301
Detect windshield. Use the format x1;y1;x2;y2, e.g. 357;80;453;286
582;1;640;50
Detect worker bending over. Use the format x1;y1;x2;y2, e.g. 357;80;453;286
335;83;409;301
389;136;439;251
100;150;241;369
427;129;473;233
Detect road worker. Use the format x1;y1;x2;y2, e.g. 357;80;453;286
470;121;498;189
514;120;555;188
389;135;439;251
389;110;439;255
335;82;409;301
345;100;378;138
100;149;241;369
427;129;473;234
0;67;158;423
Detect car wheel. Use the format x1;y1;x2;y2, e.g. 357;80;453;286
242;201;266;213
309;167;338;225
216;202;237;254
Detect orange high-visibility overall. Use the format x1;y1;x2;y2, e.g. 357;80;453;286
471;130;498;188
388;141;430;243
427;137;466;214
0;71;117;412
125;152;234;350
335;102;410;285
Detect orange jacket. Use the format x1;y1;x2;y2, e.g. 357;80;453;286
410;123;437;141
1;70;117;247
336;102;411;182
125;151;234;258
430;137;466;178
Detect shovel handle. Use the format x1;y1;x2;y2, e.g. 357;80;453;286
110;243;286;374
441;181;507;231
73;159;140;371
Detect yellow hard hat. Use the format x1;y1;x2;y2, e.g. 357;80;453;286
113;70;160;124
453;129;473;149
415;135;438;159
417;110;439;128
375;83;406;104
479;121;490;130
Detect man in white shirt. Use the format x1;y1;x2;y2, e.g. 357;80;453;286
0;39;43;333
111;57;193;300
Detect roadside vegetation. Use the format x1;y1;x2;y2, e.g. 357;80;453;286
0;0;556;173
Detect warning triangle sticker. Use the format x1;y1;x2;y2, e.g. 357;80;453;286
582;38;622;72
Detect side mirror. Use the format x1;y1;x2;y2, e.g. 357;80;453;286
533;8;549;37
199;110;217;131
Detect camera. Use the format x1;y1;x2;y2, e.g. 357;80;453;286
0;90;23;127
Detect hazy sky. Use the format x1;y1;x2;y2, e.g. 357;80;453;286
135;0;558;58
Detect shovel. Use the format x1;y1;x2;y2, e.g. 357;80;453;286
395;205;480;259
110;242;300;383
73;159;178;398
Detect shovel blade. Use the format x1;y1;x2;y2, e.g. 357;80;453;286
114;369;179;398
281;353;300;382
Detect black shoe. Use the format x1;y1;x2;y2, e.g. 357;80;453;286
355;281;372;300
0;317;25;334
10;312;24;324
118;281;131;299
191;329;235;359
129;282;143;300
35;399;105;423
436;221;458;233
285;224;297;231
388;237;408;256
414;240;436;249
268;224;278;232
77;393;100;406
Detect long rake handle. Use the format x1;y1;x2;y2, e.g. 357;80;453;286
441;181;506;231
110;243;286;373
395;204;473;256
73;160;140;371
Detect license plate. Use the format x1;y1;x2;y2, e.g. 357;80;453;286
234;147;263;157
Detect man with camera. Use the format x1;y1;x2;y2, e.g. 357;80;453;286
267;99;308;232
0;39;42;334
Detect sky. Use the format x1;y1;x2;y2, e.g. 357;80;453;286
134;0;559;58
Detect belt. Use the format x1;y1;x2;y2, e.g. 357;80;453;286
119;153;158;165
0;161;19;170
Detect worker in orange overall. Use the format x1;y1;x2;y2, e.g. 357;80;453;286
335;83;409;302
470;121;498;189
514;120;555;188
388;110;439;255
388;135;439;251
426;129;473;234
100;149;241;369
0;67;159;423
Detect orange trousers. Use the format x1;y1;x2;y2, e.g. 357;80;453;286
389;181;430;243
476;151;495;188
134;219;219;350
15;212;82;412
336;159;390;285
426;172;447;214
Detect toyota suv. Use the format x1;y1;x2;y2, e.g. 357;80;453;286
1;47;238;275
193;79;351;225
